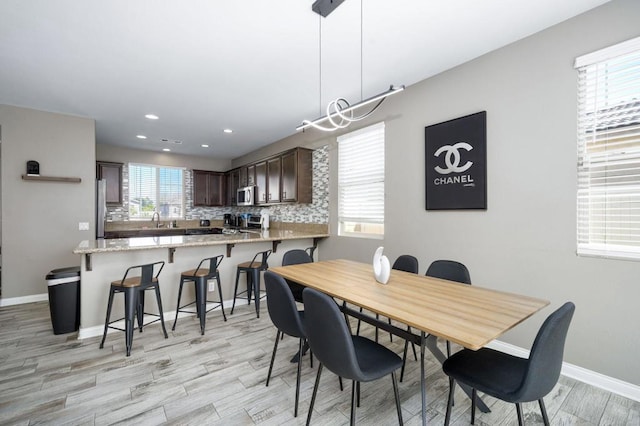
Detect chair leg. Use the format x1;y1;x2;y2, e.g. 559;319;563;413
124;287;137;357
295;337;303;417
137;289;145;332
172;277;185;331
339;376;344;391
195;277;207;335
539;398;550;426
444;377;455;426
446;340;451;358
350;380;357;426
100;287;115;349
306;363;323;426
154;285;168;338
375;313;379;342
356;381;360;407
252;269;261;318
230;268;242;314
246;270;253;305
387;317;393;342
266;330;280;386
400;339;408;382
391;371;403;425
516;402;524;426
356;307;362;335
471;388;477;425
215;273;227;321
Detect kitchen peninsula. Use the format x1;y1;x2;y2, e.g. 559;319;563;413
73;224;328;338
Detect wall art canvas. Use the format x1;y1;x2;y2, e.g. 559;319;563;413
425;111;487;210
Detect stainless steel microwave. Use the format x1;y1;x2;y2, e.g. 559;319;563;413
237;186;255;206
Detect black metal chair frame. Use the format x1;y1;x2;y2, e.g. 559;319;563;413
172;254;227;335
231;249;271;318
99;261;168;356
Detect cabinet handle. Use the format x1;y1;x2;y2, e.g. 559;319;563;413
283;191;286;198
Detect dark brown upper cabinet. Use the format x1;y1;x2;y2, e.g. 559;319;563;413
96;161;123;205
193;170;226;207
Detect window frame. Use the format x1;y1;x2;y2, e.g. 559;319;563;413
337;122;385;239
575;36;640;261
128;163;186;220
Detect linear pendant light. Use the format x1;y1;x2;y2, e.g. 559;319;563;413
296;85;405;132
298;0;404;132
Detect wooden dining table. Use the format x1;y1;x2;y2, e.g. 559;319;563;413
269;258;550;425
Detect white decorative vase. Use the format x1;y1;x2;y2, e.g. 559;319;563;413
373;246;391;284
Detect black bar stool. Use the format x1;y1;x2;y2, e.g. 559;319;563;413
99;261;168;356
172;254;226;335
230;249;271;318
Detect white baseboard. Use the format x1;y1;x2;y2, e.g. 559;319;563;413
487;340;640;402
0;293;48;307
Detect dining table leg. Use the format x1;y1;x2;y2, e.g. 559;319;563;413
421;331;427;426
425;335;490;413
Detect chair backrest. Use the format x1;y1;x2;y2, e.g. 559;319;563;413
282;249;313;266
196;255;223;276
303;287;362;381
516;302;575;401
392;255;419;274
425;260;471;284
121;261;164;286
264;271;305;338
250;249;272;270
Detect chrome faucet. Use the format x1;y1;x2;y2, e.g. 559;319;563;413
151;211;161;228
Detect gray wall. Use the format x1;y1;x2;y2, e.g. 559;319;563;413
0;105;95;299
246;0;640;385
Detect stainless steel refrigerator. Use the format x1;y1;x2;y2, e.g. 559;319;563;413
96;180;106;239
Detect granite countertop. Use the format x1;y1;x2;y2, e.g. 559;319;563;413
73;228;329;254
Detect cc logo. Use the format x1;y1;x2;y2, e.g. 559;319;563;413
434;142;473;175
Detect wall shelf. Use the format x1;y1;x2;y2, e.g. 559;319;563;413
22;174;82;183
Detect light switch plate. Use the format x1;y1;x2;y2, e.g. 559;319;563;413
208;281;215;292
78;222;89;231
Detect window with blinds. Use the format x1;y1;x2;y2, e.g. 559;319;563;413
338;122;385;238
575;36;640;260
129;163;185;219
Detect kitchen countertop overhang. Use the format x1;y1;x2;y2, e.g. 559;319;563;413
74;228;329;271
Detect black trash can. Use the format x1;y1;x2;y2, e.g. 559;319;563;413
46;266;81;335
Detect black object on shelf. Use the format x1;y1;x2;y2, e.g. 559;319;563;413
46;266;81;335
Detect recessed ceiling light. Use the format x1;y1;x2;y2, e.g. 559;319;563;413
223;128;233;134
145;114;159;120
162;148;171;152
201;144;209;148
136;135;147;139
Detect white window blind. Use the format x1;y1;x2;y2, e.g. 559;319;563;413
576;36;640;260
129;163;185;219
338;122;385;238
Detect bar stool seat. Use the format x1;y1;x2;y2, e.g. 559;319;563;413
172;255;226;335
231;249;271;318
99;261;168;356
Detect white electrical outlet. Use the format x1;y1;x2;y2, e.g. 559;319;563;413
78;222;89;231
208;281;215;292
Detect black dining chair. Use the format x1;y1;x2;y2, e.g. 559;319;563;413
443;302;575;426
400;259;470;381
264;271;309;417
281;249;314;303
303;287;403;425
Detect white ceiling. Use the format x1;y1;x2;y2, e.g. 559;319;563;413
0;0;610;159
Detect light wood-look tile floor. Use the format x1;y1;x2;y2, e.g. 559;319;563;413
1;301;638;425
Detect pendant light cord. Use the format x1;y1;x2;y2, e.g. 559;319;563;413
360;0;363;101
319;13;322;117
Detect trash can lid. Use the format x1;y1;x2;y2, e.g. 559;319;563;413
46;266;80;280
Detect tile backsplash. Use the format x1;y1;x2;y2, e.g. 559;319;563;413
106;145;329;224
